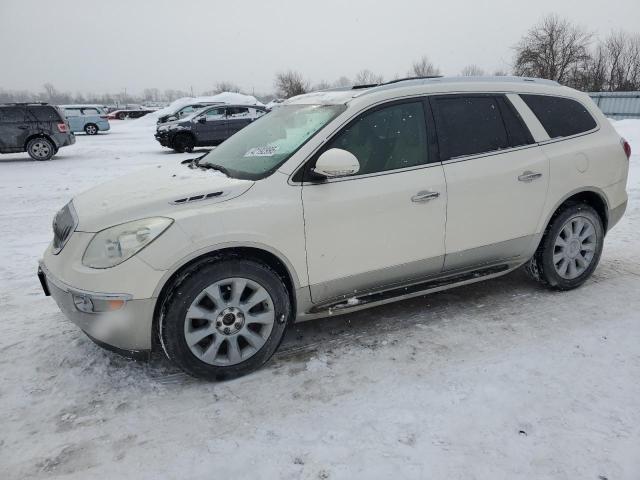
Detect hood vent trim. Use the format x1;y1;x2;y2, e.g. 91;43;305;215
171;191;223;205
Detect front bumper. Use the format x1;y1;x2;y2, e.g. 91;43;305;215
154;131;172;147
38;261;155;358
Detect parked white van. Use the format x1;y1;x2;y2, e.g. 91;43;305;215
38;77;630;379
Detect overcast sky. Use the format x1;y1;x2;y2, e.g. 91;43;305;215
1;0;638;96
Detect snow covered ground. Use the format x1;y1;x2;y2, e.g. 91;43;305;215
0;119;639;479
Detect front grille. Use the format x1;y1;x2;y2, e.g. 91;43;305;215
52;202;77;254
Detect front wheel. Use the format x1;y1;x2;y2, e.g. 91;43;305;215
84;123;98;135
526;203;604;290
172;133;195;153
160;259;292;380
26;137;55;161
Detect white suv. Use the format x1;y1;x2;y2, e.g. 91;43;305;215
38;77;630;379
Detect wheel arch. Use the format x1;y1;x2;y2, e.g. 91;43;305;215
24;133;56;151
151;245;300;350
531;188;610;260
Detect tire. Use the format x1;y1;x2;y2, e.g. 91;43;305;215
160;258;292;380
526;203;604;290
172;133;195;153
26;137;55;161
117;112;127;120
84;123;98;135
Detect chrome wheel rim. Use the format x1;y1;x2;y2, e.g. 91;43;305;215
184;277;275;366
86;125;97;134
553;216;597;280
31;141;51;158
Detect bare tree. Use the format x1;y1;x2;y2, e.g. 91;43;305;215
603;31;640;91
514;14;592;85
409;56;440;77
460;64;485;76
210;81;242;94
313;80;332;91
354;69;384;85
493;69;510;76
274;71;309;98
333;76;352;87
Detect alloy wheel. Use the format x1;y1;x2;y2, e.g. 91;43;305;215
30;141;51;159
183;277;275;366
552;216;597;280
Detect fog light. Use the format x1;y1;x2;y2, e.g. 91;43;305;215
72;295;126;313
73;295;94;313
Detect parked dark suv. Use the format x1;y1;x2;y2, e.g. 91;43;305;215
0;103;75;160
155;104;267;152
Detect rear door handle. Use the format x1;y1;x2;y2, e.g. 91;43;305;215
518;171;543;182
17;126;29;130
411;190;440;203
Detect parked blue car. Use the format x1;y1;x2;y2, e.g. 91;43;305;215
60;105;110;135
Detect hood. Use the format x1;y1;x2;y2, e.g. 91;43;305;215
72;163;254;232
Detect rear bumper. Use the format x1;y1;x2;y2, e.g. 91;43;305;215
38;261;154;357
608;199;627;231
53;133;75;148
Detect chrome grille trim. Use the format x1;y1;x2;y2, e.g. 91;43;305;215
52;202;78;255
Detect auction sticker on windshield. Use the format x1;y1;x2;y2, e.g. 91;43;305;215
244;145;279;157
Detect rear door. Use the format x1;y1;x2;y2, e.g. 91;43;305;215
226;107;252;137
0;106;29;152
431;94;549;271
63;108;83;132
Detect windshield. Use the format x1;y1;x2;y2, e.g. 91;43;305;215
198;104;345;180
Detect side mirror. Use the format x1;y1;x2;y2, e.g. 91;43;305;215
197;117;206;124
312;148;360;178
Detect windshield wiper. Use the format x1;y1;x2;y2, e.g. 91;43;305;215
196;162;231;176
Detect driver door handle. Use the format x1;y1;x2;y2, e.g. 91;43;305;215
518;171;543;182
411;190;440;203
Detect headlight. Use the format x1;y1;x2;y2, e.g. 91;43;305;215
82;217;173;268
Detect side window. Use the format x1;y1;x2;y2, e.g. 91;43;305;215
497;97;534;147
251;108;266;119
81;108;100;115
432;96;509;160
228;107;249;118
28;106;61;122
520;94;597;138
179;106;195;116
64;108;82;117
324;101;429;175
205;107;226;119
0;107;26;122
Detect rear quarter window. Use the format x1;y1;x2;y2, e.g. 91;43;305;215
520;94;597;138
28;106;63;122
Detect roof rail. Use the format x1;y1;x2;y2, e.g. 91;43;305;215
354;75;561;97
0;102;50;106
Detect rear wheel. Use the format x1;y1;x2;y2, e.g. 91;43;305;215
526;203;604;290
172;133;195;153
84;123;98;135
160;258;291;380
26;137;55;161
117;112;127;120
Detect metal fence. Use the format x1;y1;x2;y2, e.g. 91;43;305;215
588;92;640;120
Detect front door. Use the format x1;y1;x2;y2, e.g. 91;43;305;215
430;94;549;271
301;99;447;303
194;106;228;144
